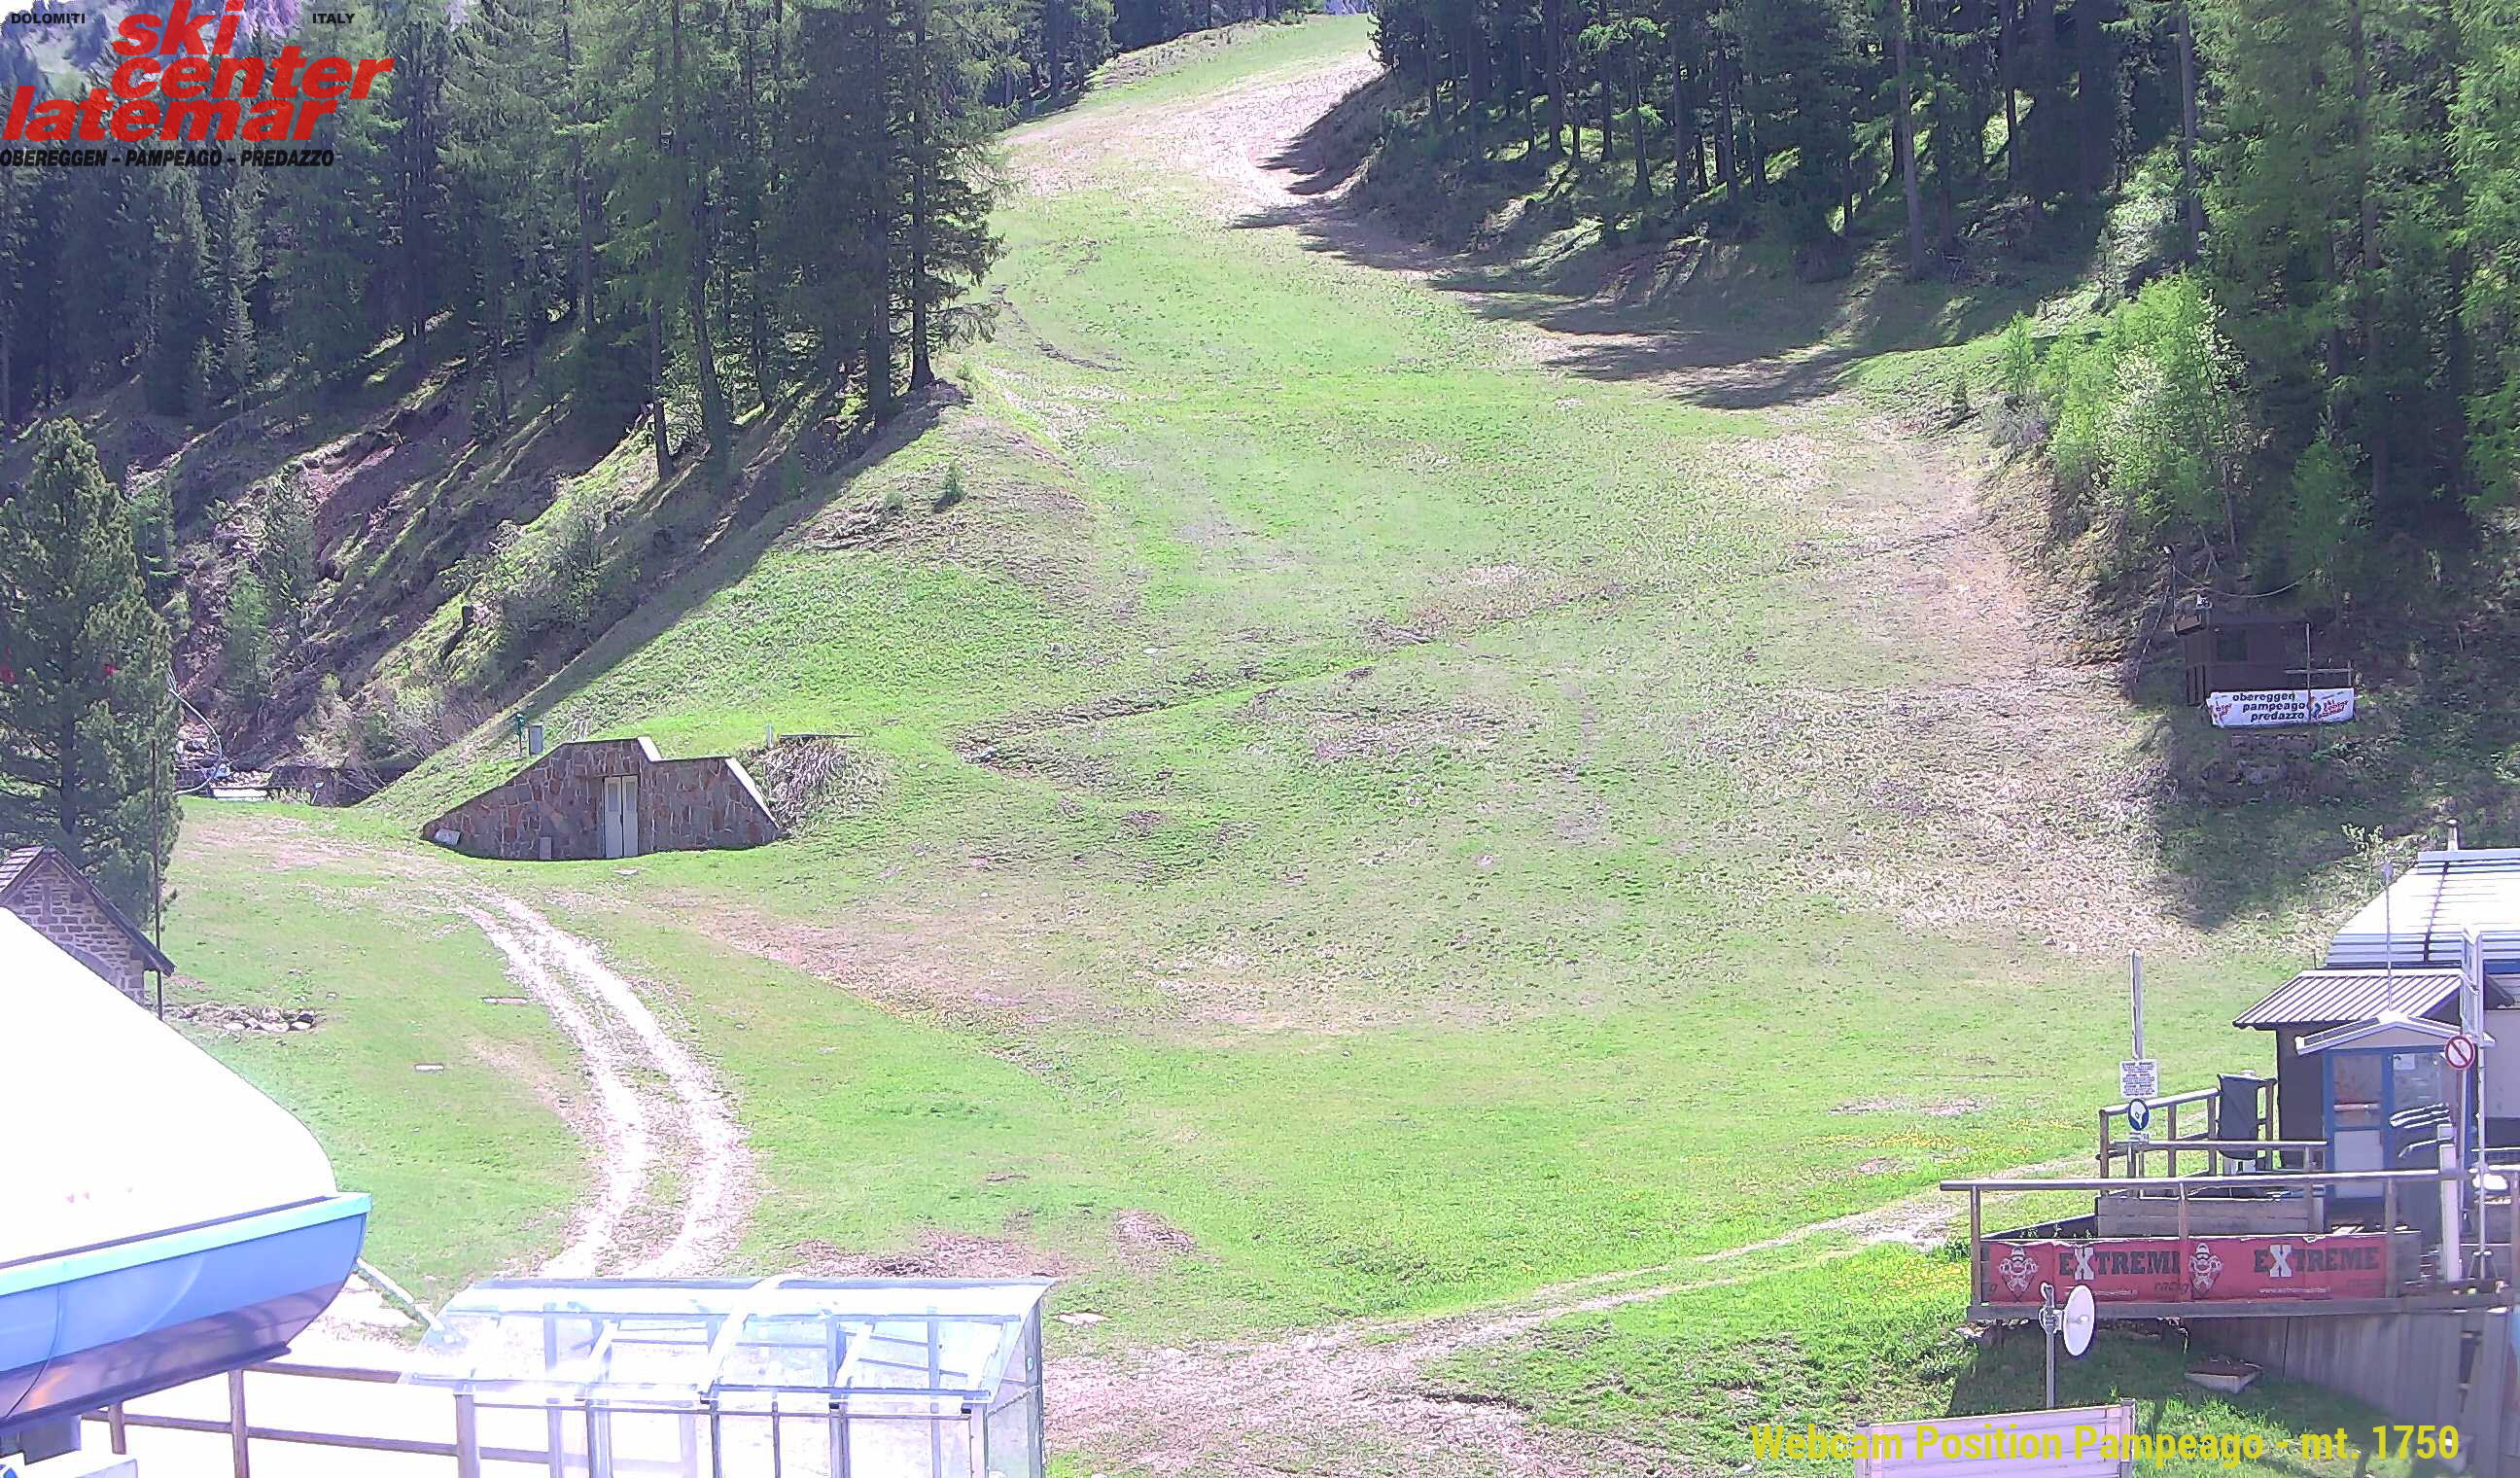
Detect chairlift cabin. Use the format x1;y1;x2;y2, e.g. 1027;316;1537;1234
406;1278;1051;1478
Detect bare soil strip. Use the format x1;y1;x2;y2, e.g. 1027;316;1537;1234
464;893;753;1279
1047;1174;2027;1477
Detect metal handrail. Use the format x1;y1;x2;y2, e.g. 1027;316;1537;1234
1947;1167;2456;1193
1950;1166;2460;1311
2095;1077;2280;1179
88;1361;524;1477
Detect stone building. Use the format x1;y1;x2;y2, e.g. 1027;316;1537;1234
0;845;174;1005
422;736;781;862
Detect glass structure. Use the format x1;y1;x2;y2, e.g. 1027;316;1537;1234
405;1278;1051;1478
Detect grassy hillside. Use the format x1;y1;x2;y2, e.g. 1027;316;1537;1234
154;17;2454;1471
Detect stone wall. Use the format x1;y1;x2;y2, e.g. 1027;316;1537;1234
3;853;152;1003
423;737;781;861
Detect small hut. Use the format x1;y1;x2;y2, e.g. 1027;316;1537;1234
423;737;780;862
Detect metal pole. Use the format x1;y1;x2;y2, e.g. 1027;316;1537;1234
2040;1283;2058;1409
2384;1179;2399;1289
2131;952;2144;1060
2441;1137;2467;1283
1969;1190;1982;1302
227;1369;252;1478
151;719;164;1020
2384;860;2398;1012
454;1392;482;1478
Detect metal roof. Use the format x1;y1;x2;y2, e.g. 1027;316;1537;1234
2236;968;2461;1028
2325;850;2520;969
2298;1013;2493;1054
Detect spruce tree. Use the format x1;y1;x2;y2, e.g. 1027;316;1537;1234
0;420;177;916
901;0;1006;388
257;470;319;644
142;172;215;418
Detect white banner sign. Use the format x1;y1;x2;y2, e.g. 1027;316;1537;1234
2207;687;2355;728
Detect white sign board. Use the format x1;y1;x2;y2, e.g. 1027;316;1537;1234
2119;1059;2159;1100
2207;687;2355;728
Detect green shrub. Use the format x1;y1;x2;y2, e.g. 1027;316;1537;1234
487;498;613;655
2027;273;2242;558
2280;437;2363;599
1996;313;2039;405
224;571;274;707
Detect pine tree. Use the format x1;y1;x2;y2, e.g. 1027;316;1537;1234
1738;0;1866;257
0;162;22;428
2452;0;2518;510
141;172;216;418
381;0;454;379
207;170;261;409
223;570;276;708
901;0;1006;387
777;0;891;393
273;19;396;387
257;470;319;644
0;421;177;916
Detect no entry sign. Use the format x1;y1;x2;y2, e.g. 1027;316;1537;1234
2446;1034;2477;1072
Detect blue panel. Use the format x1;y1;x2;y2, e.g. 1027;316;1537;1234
0;1196;368;1436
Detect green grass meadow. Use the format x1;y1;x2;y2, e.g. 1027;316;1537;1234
159;17;2438;1470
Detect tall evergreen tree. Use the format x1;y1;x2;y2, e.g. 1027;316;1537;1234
0;421;177;915
901;0;1007;387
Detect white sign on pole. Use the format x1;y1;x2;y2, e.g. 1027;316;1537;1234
2206;688;2356;728
2119;1059;2159;1100
2446;1035;2477;1073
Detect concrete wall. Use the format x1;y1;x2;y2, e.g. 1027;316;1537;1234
2;853;152;1004
2199;1307;2512;1469
422;737;780;861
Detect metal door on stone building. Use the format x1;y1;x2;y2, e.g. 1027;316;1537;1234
601;776;641;859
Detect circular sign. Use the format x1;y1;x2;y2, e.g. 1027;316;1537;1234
2125;1099;2152;1132
2061;1284;2097;1356
2446;1035;2477;1073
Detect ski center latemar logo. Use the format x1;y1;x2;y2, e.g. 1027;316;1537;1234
3;0;394;147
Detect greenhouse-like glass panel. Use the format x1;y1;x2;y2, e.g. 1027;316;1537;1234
406;1278;1051;1478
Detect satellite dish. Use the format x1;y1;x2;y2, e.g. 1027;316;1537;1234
2061;1284;2096;1357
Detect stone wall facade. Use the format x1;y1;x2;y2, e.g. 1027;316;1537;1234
422;737;781;861
1;852;155;1003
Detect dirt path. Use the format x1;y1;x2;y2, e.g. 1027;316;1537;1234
1047;1170;2065;1477
462;893;753;1279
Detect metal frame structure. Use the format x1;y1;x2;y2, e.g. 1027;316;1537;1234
405;1278;1052;1478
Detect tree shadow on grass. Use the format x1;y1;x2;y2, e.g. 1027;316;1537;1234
1229;69;2106;411
493;389;969;748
